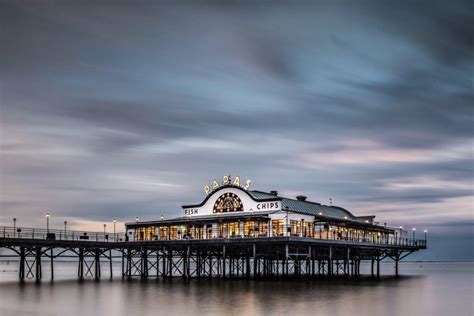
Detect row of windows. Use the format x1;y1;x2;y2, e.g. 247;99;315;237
133;221;389;241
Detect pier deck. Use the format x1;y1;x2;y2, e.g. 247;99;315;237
0;226;426;282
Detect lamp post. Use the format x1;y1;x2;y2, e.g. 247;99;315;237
46;213;50;233
424;229;428;241
64;221;67;239
13;218;17;238
113;218;117;241
412;227;416;241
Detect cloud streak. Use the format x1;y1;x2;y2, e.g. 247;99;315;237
0;0;472;259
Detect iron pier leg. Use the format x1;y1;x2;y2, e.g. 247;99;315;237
371;258;374;277
121;250;125;279
78;248;84;280
50;248;54;280
95;249;101;280
328;246;333;277
141;247;148;279
35;247;42;282
395;252;400;277
19;247;25;281
222;245;226;279
109;249;113;279
376;256;380;278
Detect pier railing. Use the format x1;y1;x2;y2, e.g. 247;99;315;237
1;226;125;242
0;225;426;248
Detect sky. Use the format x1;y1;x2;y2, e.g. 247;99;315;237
0;0;472;260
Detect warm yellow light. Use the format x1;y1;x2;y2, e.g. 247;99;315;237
365;220;369;223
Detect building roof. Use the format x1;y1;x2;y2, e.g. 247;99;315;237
248;190;373;224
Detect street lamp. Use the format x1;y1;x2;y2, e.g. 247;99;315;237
46;213;50;233
424;229;428;241
412;227;416;240
64;221;67;239
113;218;117;241
160;214;164;221
13;218;17;237
136;216;139;223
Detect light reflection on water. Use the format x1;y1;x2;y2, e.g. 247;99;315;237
0;262;472;316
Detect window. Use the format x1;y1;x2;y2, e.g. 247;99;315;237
158;226;168;240
244;221;255;237
290;220;301;236
218;223;228;238
272;220;284;237
257;222;268;237
169;226;178;240
303;222;313;238
229;222;239;237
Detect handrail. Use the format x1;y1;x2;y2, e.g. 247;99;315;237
1;226;125;242
0;225;426;248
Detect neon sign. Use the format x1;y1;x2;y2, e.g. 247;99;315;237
203;175;251;195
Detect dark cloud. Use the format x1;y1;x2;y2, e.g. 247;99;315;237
0;0;472;260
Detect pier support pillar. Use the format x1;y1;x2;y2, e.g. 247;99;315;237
19;247;25;281
35;246;42;282
376;257;380;278
50;248;54;280
328;246;333;276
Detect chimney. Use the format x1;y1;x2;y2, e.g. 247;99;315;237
296;195;307;201
269;190;278;196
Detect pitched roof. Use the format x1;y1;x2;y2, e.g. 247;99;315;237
249;190;373;224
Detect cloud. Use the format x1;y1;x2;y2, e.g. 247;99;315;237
0;0;472;259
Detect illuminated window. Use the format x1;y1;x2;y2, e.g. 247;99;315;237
303;222;313;238
218;223;228;238
169;226;178;240
290;220;301;236
158;226;168;240
257;222;268;237
213;193;243;213
272;220;284;237
244;221;255;237
229;222;239;237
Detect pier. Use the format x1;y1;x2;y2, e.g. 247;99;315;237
0;226;426;282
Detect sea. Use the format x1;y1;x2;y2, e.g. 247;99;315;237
0;261;472;316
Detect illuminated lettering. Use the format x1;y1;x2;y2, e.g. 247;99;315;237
204;185;210;195
243;179;251;190
223;175;230;185
212;179;219;190
233;176;240;187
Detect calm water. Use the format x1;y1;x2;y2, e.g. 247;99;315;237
0;262;472;316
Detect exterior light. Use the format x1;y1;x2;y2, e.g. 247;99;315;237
344;216;348;220
113;219;117;241
318;212;323;216
412;227;416;231
46;212;51;233
399;226;403;229
365;220;369;223
13;218;17;237
160;214;164;221
423;229;427;233
135;216;139;223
